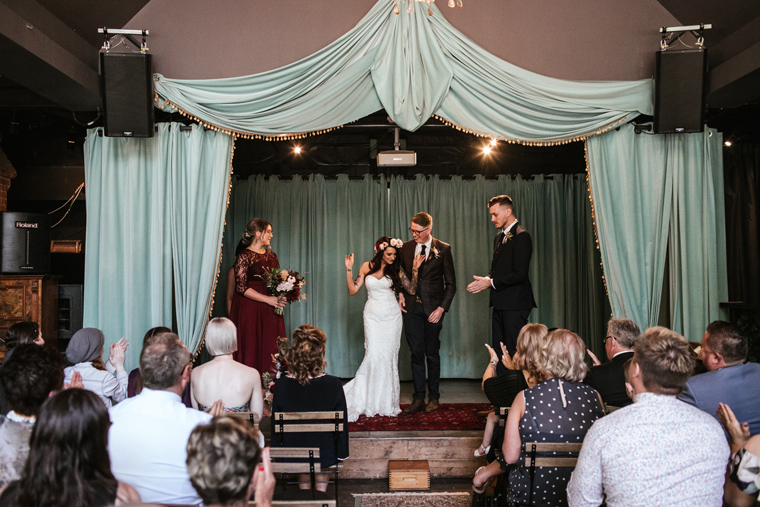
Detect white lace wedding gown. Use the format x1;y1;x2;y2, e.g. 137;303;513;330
343;275;402;422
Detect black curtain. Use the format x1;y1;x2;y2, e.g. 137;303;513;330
723;143;760;307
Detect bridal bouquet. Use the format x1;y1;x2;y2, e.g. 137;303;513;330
262;267;306;315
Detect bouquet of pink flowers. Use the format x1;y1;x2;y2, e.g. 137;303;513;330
262;267;306;315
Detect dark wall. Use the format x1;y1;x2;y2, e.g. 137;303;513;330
128;0;678;81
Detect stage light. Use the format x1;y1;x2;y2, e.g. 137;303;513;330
294;146;302;154
724;141;732;147
490;138;497;146
482;145;492;155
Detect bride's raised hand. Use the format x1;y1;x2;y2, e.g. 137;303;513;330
413;253;424;271
345;254;354;270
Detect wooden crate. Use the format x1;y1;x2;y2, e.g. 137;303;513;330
388;460;430;491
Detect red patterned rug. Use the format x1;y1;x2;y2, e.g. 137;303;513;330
348;403;492;432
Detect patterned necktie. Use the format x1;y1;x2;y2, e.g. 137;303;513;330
420;244;427;259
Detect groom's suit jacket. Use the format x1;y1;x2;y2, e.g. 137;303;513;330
400;238;456;316
489;224;536;311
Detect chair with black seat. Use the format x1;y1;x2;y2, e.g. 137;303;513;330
271;411;345;500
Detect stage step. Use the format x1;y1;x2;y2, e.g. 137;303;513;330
341;430;487;479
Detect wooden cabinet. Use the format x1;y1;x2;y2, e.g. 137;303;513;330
0;275;59;360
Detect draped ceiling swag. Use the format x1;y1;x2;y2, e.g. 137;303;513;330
153;0;654;144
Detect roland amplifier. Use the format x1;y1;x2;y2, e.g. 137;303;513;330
0;212;50;274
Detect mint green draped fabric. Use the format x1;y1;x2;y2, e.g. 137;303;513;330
214;173;605;378
154;0;652;139
586;125;728;340
668;130;728;340
83;124;233;369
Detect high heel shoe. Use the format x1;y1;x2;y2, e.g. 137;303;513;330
472;466;487;494
474;444;491;457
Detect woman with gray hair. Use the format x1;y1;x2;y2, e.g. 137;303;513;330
63;327;129;407
190;317;264;421
502;329;604;507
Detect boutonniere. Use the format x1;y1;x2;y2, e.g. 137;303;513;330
430;246;440;259
502;232;513;244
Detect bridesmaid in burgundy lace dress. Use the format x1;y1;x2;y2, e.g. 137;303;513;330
229;219;287;373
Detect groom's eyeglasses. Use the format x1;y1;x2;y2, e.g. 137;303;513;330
409;227;429;236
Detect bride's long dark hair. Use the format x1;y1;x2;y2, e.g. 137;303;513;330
367;236;403;294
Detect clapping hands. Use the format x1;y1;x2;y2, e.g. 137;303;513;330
108;337;129;372
718;402;751;453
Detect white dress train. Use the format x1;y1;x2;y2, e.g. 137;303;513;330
343;275;402;422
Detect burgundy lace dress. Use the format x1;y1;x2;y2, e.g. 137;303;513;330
229;249;286;374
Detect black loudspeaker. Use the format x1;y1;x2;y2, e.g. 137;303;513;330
100;52;155;137
654;49;707;134
0;212;51;274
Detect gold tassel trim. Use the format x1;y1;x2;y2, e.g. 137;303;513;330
431;114;627;146
583;140;610;302
155;92;346;141
192;136;237;361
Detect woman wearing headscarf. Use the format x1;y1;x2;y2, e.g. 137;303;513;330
63;328;129;407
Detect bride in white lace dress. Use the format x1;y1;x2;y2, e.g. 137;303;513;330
343;237;422;422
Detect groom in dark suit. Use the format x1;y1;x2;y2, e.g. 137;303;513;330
467;195;536;360
399;212;456;414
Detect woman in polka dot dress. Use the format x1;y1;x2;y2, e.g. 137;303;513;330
502;329;604;507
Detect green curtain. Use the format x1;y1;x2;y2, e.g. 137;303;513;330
586;125;728;340
214;173;606;378
83;124;234;369
668;130;728;340
154;0;652;139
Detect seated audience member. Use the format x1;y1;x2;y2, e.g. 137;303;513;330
472;323;548;493
0;322;45;415
718;402;760;507
0;344;64;487
0;388;141;506
108;332;212;504
270;324;349;493
678;320;760;436
584;317;640;408
502;329;604;507
127;326;172;397
64;327;129;407
191;317;264;420
187;416;275;507
567;327;729;507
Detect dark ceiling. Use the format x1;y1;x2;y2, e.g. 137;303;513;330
1;0;759;181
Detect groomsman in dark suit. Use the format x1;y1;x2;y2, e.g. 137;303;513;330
399;212;457;414
467;195;536;360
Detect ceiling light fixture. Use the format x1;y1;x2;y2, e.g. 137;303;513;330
483;146;492;155
394;0;462;16
294;146;302;154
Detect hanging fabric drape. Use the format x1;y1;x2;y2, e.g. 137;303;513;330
83;124;234;369
586;124;728;340
153;0;652;142
216;173;605;378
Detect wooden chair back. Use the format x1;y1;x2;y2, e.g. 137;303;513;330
523;441;582;506
497;406;509;427
271;411;345;499
272;411;344;434
227;411;260;424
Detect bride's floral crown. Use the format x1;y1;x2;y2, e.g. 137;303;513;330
374;238;403;254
